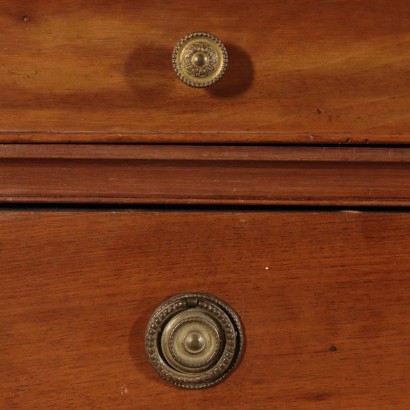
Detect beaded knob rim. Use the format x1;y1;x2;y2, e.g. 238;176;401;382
145;292;244;389
172;32;228;88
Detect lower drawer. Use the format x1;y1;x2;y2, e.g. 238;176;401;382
1;211;409;409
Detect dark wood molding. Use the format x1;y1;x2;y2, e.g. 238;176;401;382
1;144;410;206
1;131;410;145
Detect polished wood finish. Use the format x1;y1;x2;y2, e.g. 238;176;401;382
1;144;410;206
1;1;410;144
1;211;409;408
2;1;409;408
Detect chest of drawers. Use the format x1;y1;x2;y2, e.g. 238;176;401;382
1;1;410;408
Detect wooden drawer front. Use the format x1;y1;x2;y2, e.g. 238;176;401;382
1;1;410;144
1;211;409;409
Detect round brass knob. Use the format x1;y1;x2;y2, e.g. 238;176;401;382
145;293;243;389
172;32;228;88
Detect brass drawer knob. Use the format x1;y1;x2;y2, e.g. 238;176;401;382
172;33;228;88
145;293;243;389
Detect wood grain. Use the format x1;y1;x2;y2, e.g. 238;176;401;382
1;211;409;409
1;1;410;143
1;144;410;206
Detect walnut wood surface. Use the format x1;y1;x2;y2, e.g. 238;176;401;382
1;144;410;206
1;1;410;144
1;211;409;408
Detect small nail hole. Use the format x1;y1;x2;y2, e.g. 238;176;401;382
329;345;337;352
22;16;29;22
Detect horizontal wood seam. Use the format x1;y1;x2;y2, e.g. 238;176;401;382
1;132;410;145
1;145;410;162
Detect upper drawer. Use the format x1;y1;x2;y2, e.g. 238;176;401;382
1;1;410;144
